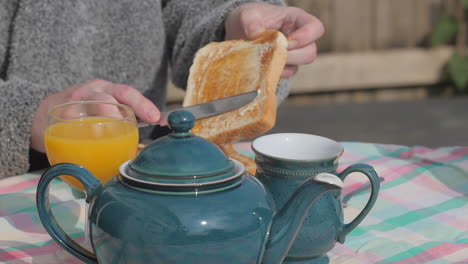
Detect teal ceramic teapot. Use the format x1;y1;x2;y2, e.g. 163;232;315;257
36;110;344;264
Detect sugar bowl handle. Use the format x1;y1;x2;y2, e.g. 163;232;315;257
36;163;101;264
337;163;380;243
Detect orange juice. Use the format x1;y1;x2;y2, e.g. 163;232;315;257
45;117;139;190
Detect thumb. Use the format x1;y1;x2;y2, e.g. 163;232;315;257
245;20;265;39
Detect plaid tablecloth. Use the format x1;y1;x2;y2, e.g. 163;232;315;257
1;142;467;264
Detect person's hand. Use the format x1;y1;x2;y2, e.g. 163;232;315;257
225;3;324;78
30;79;160;152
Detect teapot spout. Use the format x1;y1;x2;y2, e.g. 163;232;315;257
261;173;343;264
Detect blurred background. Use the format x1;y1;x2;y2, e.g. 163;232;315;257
169;0;468;147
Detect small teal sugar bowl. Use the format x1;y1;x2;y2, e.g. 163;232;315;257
253;133;380;264
36;110;344;264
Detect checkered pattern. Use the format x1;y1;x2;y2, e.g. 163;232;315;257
1;142;467;263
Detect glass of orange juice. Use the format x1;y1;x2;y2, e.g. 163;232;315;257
45;101;139;191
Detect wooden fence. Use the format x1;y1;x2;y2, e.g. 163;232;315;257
285;0;456;100
287;0;449;52
167;0;457;103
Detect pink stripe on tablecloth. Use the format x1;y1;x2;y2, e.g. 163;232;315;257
0;237;85;261
0;242;55;261
338;147;431;170
364;156;457;186
338;157;413;188
392;242;468;264
340;152;367;163
337;156;394;172
397;147;435;158
374;156;464;197
0;178;39;195
410;170;461;195
431;211;468;230
452;147;468;157
235;141;252;151
342;182;366;195
2;213;44;233
331;243;386;263
377;189;435;211
0;249;31;261
339;148;465;199
396;146;468;163
340;146;463;173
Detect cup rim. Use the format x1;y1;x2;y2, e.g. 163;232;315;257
47;101;136;124
252;133;344;162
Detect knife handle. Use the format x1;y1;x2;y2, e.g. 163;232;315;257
137;122;152;128
137;122;173;140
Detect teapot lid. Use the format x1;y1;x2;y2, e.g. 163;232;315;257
120;110;239;188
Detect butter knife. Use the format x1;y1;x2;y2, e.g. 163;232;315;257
137;90;258;128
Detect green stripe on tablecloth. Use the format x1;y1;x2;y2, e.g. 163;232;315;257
378;156;468;191
340;145;410;166
345;155;468;202
349;195;467;236
379;238;468;263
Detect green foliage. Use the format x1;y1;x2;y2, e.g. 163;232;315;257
431;1;468;93
449;53;468;92
431;15;458;46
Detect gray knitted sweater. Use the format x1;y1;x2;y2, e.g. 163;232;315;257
0;0;288;178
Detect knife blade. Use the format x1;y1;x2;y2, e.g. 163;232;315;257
137;90;258;128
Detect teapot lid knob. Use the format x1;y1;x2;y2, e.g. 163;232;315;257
167;110;195;136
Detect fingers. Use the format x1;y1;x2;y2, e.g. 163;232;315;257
83;93;124;119
282;43;317;79
66;79;160;123
281;65;298;79
239;7;265;39
103;84;160;123
66;79;113;101
80;91;119;104
286;43;317;65
280;9;322;79
58;93;121;120
287;12;324;50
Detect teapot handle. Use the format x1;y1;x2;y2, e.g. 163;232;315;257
336;163;380;243
36;163;101;264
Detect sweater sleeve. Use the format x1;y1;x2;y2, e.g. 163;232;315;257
0;1;56;178
162;0;287;90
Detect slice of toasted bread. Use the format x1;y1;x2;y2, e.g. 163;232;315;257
183;30;287;174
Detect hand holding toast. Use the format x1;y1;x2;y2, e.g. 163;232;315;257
225;3;324;78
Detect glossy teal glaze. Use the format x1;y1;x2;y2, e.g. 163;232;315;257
254;140;380;264
36;110;345;264
89;173;275;263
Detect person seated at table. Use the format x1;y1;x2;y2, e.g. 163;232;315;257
0;1;323;178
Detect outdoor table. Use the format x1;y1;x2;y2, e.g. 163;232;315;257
1;142;467;263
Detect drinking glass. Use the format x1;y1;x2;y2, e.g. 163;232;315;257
44;101;139;250
45;101;139;190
